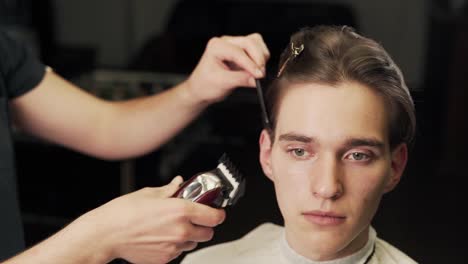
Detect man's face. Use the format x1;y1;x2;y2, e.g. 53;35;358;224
259;81;407;261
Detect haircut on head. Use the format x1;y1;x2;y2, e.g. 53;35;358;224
266;25;415;150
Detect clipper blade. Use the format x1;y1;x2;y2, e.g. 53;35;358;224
216;153;246;207
172;153;246;208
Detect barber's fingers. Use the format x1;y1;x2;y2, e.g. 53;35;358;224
255;33;270;60
250;33;270;61
214;70;255;88
185;202;226;227
207;37;264;79
177;241;199;252
182;225;215;242
221;33;270;69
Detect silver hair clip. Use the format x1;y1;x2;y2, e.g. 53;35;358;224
341;25;359;39
277;42;304;77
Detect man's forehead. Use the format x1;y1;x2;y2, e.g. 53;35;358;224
277;81;384;106
274;81;389;145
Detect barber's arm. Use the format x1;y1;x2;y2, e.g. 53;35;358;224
9;33;270;160
3;177;225;264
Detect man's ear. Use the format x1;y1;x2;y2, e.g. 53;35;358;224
259;129;274;181
384;143;408;193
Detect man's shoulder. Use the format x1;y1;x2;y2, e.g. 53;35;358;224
373;237;418;264
181;222;283;264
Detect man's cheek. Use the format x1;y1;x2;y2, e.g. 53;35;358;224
275;171;310;208
275;165;307;188
351;172;387;210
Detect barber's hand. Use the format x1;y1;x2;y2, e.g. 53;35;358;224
183;33;270;104
87;176;225;264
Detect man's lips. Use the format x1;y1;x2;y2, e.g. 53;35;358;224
302;210;346;226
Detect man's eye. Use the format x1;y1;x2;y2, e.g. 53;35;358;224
347;152;370;161
293;148;306;157
288;148;311;159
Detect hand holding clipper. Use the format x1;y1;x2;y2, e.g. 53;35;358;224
172;154;246;208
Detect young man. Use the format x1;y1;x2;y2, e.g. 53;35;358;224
0;29;269;263
182;26;417;263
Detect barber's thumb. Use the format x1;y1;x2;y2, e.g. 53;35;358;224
159;176;184;197
170;175;184;186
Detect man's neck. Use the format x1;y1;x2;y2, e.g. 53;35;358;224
281;226;374;263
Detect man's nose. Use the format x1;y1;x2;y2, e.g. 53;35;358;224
311;155;343;200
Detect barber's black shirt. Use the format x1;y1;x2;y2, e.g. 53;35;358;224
0;30;45;260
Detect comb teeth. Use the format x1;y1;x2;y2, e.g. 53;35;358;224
218;154;241;179
217;153;246;202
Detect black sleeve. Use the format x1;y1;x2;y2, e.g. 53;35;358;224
0;30;46;99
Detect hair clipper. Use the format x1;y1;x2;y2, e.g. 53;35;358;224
172;154;246;208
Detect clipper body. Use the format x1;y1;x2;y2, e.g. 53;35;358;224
172;154;245;208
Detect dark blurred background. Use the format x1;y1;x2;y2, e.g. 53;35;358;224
1;0;467;263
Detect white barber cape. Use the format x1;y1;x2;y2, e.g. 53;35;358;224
182;223;417;264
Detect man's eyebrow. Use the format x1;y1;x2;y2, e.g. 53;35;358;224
277;134;385;149
278;133;314;143
343;138;385;150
